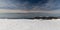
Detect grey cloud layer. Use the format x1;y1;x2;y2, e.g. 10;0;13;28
0;0;60;10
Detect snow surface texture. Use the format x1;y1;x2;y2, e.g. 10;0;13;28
0;19;60;30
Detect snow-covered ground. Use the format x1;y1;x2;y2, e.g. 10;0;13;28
0;19;60;30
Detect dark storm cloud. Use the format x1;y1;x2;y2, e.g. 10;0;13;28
18;0;48;5
0;0;60;10
10;0;48;10
0;0;60;18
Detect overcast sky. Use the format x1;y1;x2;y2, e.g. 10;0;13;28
0;0;60;17
0;0;60;10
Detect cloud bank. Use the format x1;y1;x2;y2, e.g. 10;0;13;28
0;0;60;10
0;0;60;17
